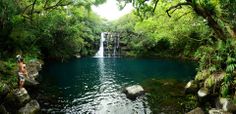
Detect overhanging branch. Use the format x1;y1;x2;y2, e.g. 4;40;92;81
44;0;73;10
166;2;192;17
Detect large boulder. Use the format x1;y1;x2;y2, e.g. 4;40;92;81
186;107;204;114
4;88;31;111
185;80;198;94
18;100;40;114
124;85;144;100
26;60;43;80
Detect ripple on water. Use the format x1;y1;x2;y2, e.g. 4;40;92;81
39;58;196;113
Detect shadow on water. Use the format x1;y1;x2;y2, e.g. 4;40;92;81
37;58;197;113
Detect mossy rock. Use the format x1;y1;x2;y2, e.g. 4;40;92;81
18;100;40;114
3;88;31;112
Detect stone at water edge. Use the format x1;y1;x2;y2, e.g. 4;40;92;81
222;100;236;112
209;108;232;114
3;88;31;111
18;100;40;114
124;85;144;100
24;78;39;87
186;107;204;114
185;80;198;94
197;87;209;98
14;88;31;106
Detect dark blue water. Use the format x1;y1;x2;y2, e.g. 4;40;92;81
39;58;196;113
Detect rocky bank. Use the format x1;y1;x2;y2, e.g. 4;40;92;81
0;60;42;114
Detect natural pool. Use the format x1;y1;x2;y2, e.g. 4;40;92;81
38;58;196;113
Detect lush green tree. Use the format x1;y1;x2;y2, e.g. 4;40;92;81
0;0;106;59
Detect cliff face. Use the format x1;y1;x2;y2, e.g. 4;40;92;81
0;60;43;114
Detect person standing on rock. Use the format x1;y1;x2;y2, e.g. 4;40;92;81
16;55;29;89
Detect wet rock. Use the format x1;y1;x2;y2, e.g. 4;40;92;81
124;85;144;100
0;105;8;114
27;60;43;80
4;88;31;110
24;78;39;87
198;87;209;98
209;108;232;114
185;80;198;94
18;100;40;114
74;54;81;58
222;99;236;112
186;107;204;114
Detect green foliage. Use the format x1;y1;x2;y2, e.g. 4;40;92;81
221;83;229;97
0;0;105;59
114;0;210;57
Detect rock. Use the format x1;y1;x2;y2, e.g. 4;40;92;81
198;88;209;98
215;98;228;109
14;88;31;105
75;54;81;58
0;84;10;103
4;88;31;110
222;100;236;112
24;78;39;87
0;105;8;114
185;80;198;94
186;107;204;114
124;85;144;100
18;100;40;114
27;60;43;80
209;108;232;114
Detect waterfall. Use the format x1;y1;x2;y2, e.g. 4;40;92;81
94;32;105;58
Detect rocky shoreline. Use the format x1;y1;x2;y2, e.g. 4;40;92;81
185;70;236;114
0;60;43;114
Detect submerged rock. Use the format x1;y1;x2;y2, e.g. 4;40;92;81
18;100;40;114
186;107;204;114
124;85;144;100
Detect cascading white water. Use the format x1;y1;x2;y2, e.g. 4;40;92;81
94;32;105;58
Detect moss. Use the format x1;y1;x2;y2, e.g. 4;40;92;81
195;70;210;81
204;76;215;88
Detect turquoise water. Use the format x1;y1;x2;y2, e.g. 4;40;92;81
38;58;196;113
